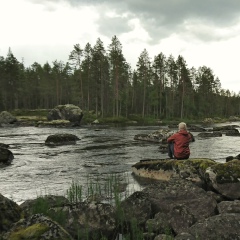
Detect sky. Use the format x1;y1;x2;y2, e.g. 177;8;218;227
0;0;240;93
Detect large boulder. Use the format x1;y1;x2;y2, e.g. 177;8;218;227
120;191;152;226
0;111;17;124
48;202;117;240
0;143;9;148
47;104;83;125
0;147;14;167
0;193;22;234
132;158;240;200
45;133;80;146
204;160;240;199
141;179;217;236
2;213;74;240
132;158;216;187
20;195;117;240
175;213;240;240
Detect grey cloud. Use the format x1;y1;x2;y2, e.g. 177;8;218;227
28;0;240;42
97;15;133;38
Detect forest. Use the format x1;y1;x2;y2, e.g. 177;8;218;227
0;35;239;120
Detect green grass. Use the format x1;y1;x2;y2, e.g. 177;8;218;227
24;174;174;239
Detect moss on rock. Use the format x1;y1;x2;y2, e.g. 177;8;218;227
132;158;216;172
210;160;240;184
8;223;49;240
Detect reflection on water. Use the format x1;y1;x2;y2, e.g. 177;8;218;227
0;122;240;204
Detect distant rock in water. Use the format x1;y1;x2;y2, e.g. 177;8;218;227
198;131;222;137
45;133;80;146
47;104;83;126
0;111;17;125
0;147;14;167
0;143;9;149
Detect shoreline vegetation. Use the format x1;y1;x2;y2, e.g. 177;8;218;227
9;108;237;127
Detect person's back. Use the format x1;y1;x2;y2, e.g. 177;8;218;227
167;122;193;160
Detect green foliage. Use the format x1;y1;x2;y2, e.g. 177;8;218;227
11;109;49;117
1;39;239;120
31;197;67;226
66;181;83;204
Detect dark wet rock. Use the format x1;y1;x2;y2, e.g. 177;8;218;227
213;125;240;131
188;125;207;132
225;129;240;136
45;133;80;146
47;104;83;126
0;193;22;234
2;213;73;240
51;202;117;240
142;179;217;235
197;131;222;137
226;153;240;162
120;191;152;226
175;213;240;240
205;160;240;199
0;143;9;148
226;156;234;162
0;147;14;166
0;111;17;125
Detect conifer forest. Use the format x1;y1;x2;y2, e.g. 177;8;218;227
0;36;239;119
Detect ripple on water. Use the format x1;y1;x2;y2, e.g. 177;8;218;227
0;124;240;204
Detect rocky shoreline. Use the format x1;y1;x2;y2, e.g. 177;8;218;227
1;158;240;239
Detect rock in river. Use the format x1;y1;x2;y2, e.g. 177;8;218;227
0;147;14;167
45;133;80;146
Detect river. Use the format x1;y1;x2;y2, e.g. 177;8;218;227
0;122;240;204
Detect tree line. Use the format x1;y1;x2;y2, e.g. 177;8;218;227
0;35;239;119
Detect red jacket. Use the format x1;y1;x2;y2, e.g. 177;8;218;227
167;130;192;159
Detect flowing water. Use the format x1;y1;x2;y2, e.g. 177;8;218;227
0;122;240;204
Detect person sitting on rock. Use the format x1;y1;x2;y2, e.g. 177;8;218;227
167;122;194;160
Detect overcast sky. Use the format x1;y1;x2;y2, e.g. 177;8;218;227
1;0;240;93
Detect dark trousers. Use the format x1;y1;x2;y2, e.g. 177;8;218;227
168;142;174;159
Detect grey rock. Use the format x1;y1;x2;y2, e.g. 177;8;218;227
47;104;83;125
0;111;17;124
218;200;240;214
0;147;14;166
45;133;80;146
